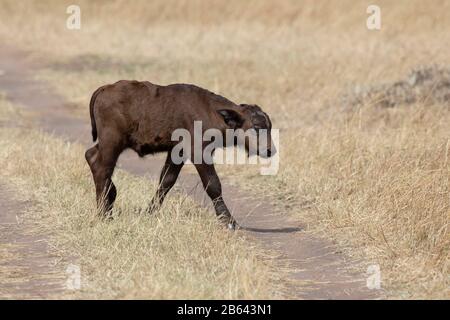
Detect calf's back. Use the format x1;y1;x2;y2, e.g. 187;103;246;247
93;80;234;156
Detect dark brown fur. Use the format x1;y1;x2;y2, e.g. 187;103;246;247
85;80;275;229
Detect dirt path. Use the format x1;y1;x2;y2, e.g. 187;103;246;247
0;46;383;299
0;183;64;299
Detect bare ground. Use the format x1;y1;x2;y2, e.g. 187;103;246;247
0;183;65;299
0;45;383;299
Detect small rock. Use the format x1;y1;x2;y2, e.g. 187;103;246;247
343;65;450;109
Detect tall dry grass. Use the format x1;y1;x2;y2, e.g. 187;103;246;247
280;106;449;298
0;0;449;298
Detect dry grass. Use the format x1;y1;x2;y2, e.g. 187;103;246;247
279;105;449;299
0;98;283;299
0;0;449;298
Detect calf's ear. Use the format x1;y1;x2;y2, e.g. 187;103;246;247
217;109;244;129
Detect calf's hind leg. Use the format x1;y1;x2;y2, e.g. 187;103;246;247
85;144;99;169
85;140;122;216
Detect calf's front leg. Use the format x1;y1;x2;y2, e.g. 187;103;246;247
148;152;184;213
194;163;237;230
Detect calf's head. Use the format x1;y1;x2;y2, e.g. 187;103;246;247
218;104;276;158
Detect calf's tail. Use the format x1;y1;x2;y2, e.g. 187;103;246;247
89;87;104;142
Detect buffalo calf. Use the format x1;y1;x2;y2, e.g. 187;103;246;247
85;80;276;229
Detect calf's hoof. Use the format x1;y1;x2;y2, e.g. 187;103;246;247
219;216;239;231
227;221;238;231
145;199;161;215
99;211;114;221
146;204;159;215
